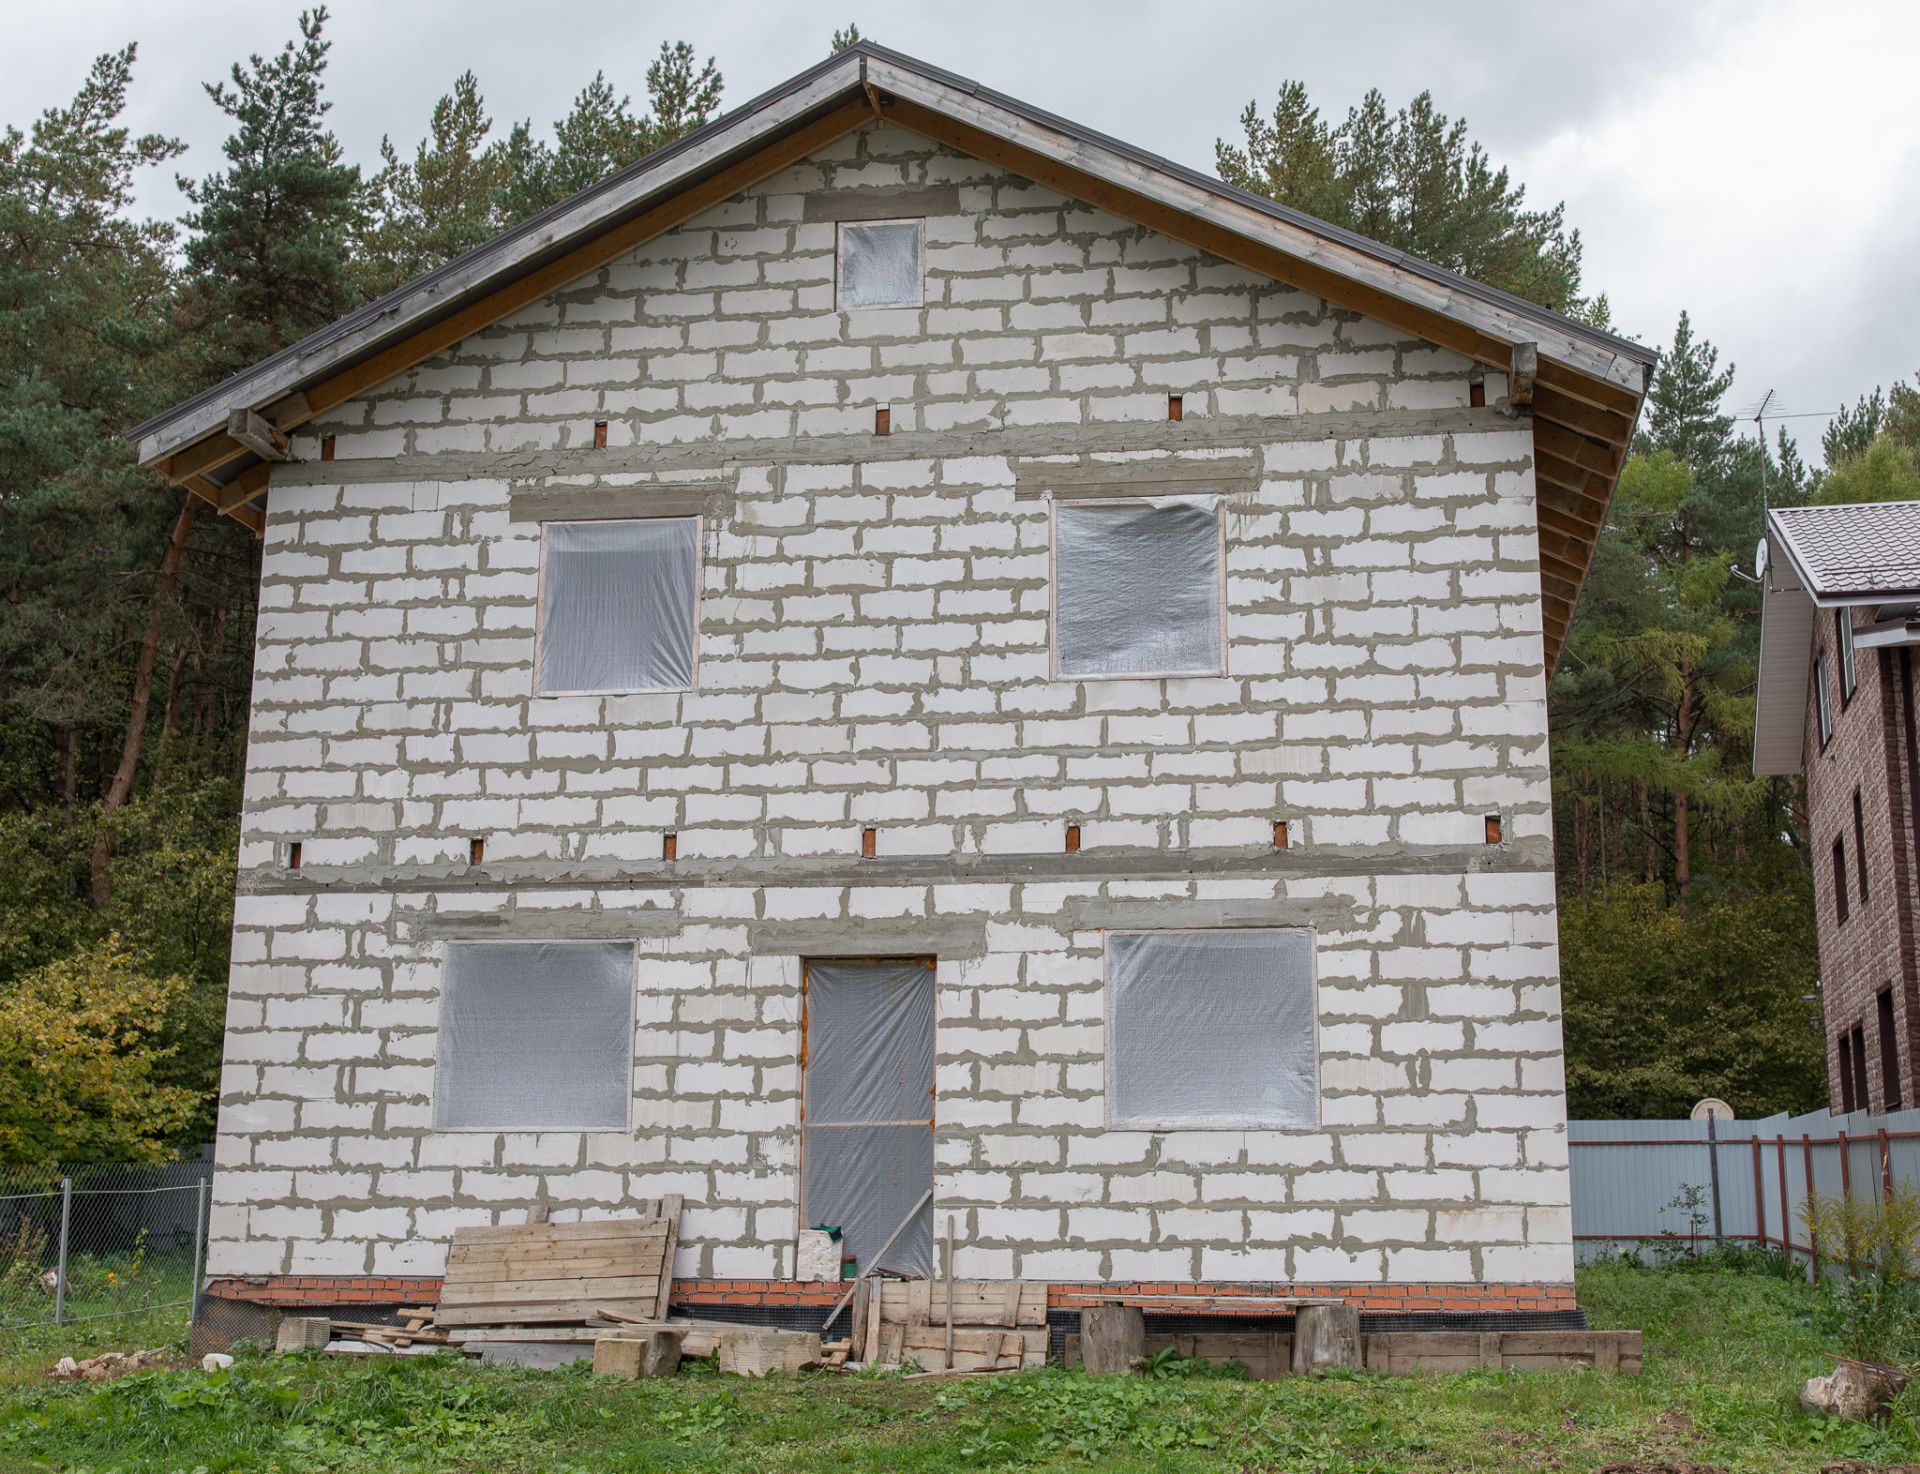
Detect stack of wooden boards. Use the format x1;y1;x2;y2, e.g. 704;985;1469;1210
855;1279;1049;1372
1059;1325;1645;1377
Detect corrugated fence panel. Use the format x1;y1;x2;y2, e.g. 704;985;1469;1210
1570;1110;1920;1268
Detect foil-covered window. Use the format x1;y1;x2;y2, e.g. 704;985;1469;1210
537;517;699;694
1053;497;1226;678
838;219;923;309
1106;929;1317;1130
434;941;634;1131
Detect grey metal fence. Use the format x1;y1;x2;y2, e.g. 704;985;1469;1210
0;1159;211;1331
1570;1108;1920;1271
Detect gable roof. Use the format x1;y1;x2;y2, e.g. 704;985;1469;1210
1754;501;1920;774
128;41;1654;672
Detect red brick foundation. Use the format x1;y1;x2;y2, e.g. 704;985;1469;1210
203;1275;1576;1316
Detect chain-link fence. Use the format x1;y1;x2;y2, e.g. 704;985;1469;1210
0;1160;211;1331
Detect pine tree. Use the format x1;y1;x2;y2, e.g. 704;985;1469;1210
1217;82;1595;317
830;23;865;53
493;43;722;223
356;71;508;297
176;7;362;381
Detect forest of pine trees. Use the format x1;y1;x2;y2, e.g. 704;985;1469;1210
3;13;1917;1159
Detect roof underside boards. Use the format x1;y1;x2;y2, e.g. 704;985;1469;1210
1752;502;1920;775
129;42;1654;677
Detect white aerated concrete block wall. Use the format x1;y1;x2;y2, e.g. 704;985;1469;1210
207;120;1571;1287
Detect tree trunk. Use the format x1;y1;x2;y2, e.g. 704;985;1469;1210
156;638;192;757
89;497;195;907
58;726;79;825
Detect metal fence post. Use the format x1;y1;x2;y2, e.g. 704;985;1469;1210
188;1173;208;1332
1706;1111;1724;1246
53;1176;72;1326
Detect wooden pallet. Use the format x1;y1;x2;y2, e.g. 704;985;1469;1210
1061;1327;1643;1377
434;1196;683;1328
866;1280;1048;1371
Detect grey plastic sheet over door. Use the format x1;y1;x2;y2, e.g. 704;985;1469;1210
435;941;635;1130
1107;929;1317;1129
537;517;698;693
801;959;934;1278
1053;497;1224;678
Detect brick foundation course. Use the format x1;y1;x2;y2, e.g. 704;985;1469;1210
204;1275;1575;1316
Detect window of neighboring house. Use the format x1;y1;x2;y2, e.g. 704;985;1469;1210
1840;1030;1858;1112
1815;652;1834;748
1838;608;1858;704
435;941;634;1130
1834;836;1851;924
1052;496;1227;679
1856;789;1870;904
1853;1023;1871;1115
837;219;923;309
536;517;700;695
1106;929;1317;1129
1880;988;1903;1111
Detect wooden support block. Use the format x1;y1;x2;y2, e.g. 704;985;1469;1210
226;408;289;461
715;1327;823;1377
1292;1302;1361;1374
1082;1306;1146;1375
593;1331;684;1379
275;1316;331;1353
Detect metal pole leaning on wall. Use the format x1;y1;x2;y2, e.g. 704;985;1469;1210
53;1177;72;1326
189;1174;208;1332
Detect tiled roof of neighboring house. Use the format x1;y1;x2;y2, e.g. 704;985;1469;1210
1770;501;1920;598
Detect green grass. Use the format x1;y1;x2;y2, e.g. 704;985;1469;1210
3;1262;1919;1472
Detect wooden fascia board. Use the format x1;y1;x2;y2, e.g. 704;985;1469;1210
136;63;869;468
868;58;1651;405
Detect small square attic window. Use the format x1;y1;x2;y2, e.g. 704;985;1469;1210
838;219;922;309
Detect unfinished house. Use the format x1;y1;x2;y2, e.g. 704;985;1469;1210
129;44;1655;1344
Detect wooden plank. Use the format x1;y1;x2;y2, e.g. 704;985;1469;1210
435;1298;665;1327
227;408;289;461
450;1219;667;1249
653;1194;683;1323
1532;417;1619;476
445;1250;667;1277
440;1273;668;1303
1532;387;1633;449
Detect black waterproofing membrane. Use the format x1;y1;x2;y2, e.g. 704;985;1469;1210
801;959;935;1277
1054;497;1223;677
537;517;698;693
1108;929;1317;1129
435;942;634;1130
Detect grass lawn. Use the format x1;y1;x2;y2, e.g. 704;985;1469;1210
2;1262;1918;1473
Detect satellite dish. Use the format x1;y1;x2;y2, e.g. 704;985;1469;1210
1691;1098;1734;1122
1754;538;1769;581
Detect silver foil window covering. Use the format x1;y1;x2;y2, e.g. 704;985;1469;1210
838;220;922;309
1106;929;1317;1130
1054;497;1224;678
537;517;698;694
435;941;634;1130
801;959;935;1277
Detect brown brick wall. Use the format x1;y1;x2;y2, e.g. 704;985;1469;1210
1803;610;1920;1113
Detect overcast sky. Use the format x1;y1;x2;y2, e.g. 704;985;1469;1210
10;1;1919;463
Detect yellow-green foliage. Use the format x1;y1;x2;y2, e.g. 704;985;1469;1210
1799;1186;1920;1363
0;936;200;1164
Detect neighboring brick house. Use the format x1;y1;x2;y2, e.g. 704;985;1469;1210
1756;501;1920;1115
128;45;1653;1327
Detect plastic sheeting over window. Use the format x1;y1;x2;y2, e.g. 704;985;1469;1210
1053;497;1224;678
435;941;634;1130
1106;929;1317;1130
537;518;698;694
838;220;922;309
802;959;934;1278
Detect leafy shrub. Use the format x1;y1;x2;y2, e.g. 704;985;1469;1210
1799;1187;1920;1363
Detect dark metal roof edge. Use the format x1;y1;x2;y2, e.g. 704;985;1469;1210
132;39;1650;453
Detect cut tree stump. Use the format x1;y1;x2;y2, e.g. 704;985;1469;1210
593;1331;685;1379
1292;1302;1361;1374
1082;1306;1146;1375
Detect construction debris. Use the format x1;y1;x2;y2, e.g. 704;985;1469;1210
864;1280;1047;1372
50;1349;167;1382
592;1330;685;1379
435;1195;682;1328
714;1327;824;1377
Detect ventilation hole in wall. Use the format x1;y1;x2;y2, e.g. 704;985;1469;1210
1485;813;1503;845
1469;381;1486;409
875;406;891;436
593;420;608;449
662;833;678;862
469;837;485;866
861;827;877;858
1065;823;1082;854
287;841;303;871
320;436;336;462
1272;820;1289;851
1168;394;1184;422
